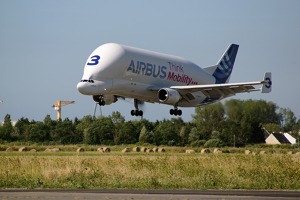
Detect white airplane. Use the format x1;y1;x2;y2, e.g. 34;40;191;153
77;43;272;117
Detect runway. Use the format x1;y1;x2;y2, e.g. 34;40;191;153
1;189;300;200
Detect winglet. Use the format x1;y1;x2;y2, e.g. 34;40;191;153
262;72;272;93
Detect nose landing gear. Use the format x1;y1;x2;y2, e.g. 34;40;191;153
93;95;105;106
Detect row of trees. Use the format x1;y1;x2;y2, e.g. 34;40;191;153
0;99;299;147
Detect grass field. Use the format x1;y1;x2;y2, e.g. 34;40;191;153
1;146;300;190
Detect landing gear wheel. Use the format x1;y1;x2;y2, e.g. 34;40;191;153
131;99;143;117
177;109;182;116
170;108;182;116
131;109;143;116
170;109;174;115
131;110;135;116
138;110;143;116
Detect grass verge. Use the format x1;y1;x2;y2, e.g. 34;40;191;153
1;152;300;190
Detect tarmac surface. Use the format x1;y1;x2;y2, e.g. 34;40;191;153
1;189;300;200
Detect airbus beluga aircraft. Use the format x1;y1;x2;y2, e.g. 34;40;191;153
77;43;272;117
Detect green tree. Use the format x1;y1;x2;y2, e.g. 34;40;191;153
110;111;125;144
14;117;31;141
192;103;225;139
132;119;155;134
241;100;279;143
179;126;188;146
84;117;114;145
225;99;243;121
50;118;78;144
219;119;240;146
223;99;280;145
263;123;281;133
116;121;137;144
279;108;296;132
204;138;224;148
26;122;50;143
154;119;179;146
0;114;14;141
76;115;94;132
293;119;300;138
110;111;125;124
139;126;153;144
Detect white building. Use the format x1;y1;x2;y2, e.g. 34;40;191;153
284;133;296;144
265;133;291;145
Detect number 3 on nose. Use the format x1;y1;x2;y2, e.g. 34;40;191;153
87;55;100;65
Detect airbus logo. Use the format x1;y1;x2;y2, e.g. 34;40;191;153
127;60;167;79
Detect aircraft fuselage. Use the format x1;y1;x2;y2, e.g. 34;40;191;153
77;43;270;117
77;43;215;107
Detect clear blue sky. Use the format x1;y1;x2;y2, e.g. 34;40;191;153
1;0;299;122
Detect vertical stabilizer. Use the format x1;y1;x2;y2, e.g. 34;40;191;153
262;72;272;93
204;44;239;84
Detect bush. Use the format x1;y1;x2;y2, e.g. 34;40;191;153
292;143;300;148
190;140;206;147
204;139;224;148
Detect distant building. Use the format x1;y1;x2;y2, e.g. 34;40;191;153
284;133;297;144
265;133;293;145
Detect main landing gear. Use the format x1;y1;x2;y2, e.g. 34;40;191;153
131;99;143;117
170;105;182;116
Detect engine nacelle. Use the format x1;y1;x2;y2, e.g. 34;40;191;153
93;95;117;105
158;88;181;104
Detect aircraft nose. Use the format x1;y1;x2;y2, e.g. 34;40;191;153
77;82;86;94
77;80;112;95
77;81;95;95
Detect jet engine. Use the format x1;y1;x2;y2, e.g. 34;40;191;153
158;88;181;104
93;95;117;105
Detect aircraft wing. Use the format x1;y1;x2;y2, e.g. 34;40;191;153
170;72;272;100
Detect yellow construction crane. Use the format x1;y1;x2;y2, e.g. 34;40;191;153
52;100;75;121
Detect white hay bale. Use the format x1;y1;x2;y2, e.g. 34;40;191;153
185;149;195;154
30;149;37;153
122;147;131;153
140;147;148;152
102;147;110;153
245;150;252;155
201;148;210;154
259;151;267;155
76;147;84;153
287;151;293;155
97;147;110;153
152;147;159;152
45;148;60;152
213;148;222;154
295;152;300;155
6;147;14;152
146;149;154;153
52;148;60;152
158;148;166;153
132;146;141;152
18;147;27;152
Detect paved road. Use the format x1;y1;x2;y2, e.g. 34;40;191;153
1;189;300;200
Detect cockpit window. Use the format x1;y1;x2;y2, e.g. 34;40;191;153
80;79;94;83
